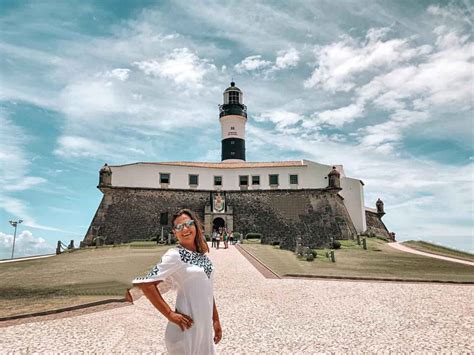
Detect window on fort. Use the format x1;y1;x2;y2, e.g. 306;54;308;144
229;91;239;104
160;173;170;184
189;174;199;186
230;126;235;130
214;176;222;186
230;140;235;145
252;175;260;185
230;151;235;156
269;174;279;185
290;174;298;184
239;175;248;186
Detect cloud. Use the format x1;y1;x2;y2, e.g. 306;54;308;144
102;68;131;81
254;110;303;130
309;102;365;128
133;48;216;88
274;48;300;69
235;49;300;76
304;27;432;92
234;55;272;73
358;110;429;153
0;230;54;258
54;135;145;160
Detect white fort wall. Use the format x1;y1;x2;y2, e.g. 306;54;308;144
107;160;367;233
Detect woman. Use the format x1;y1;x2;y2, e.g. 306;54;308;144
133;209;222;354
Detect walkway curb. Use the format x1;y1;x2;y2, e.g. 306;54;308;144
0;298;128;323
284;273;474;285
235;244;280;279
388;242;474;266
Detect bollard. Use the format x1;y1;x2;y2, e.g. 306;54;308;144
96;237;100;248
56;241;61;255
362;237;367;250
68;240;74;249
330;250;336;262
79;241;85;248
356;234;361;245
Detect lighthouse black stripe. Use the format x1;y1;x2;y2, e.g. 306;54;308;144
221;138;245;161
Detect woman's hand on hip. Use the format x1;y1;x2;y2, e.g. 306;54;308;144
213;319;222;344
168;311;193;331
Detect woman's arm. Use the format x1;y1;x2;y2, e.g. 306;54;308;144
212;297;222;344
137;282;193;331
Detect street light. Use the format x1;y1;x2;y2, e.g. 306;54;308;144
9;219;23;259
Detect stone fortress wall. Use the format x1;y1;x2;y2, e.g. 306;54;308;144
83;187;386;250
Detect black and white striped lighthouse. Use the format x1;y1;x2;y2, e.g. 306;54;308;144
219;82;247;162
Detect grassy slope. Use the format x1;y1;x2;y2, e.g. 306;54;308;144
240;239;474;283
0;245;170;318
402;240;474;262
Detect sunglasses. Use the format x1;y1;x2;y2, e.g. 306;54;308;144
173;220;195;231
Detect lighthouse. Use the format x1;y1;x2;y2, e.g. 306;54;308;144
219;82;247;162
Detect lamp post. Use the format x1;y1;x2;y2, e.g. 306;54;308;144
9;219;23;259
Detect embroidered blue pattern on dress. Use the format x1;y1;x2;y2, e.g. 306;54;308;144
178;246;213;279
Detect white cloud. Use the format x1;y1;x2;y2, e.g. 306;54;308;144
3;176;47;192
103;68;130;81
234;55;272;73
358;110;429;153
274;48;300;69
0;230;54;258
312;102;365;128
235;50;300;75
133;48;215;88
304;28;432;92
254;110;303;130
54;135;145;159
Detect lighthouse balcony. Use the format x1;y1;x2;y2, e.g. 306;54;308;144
219;103;247;118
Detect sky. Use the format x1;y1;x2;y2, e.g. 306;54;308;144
0;0;473;258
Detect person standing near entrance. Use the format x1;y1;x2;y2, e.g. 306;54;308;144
216;228;221;249
223;229;228;249
133;209;222;354
211;230;217;248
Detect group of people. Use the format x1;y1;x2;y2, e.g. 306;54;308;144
211;227;235;249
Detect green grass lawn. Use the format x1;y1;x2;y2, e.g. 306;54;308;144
240;238;474;283
402;240;474;262
0;245;170;319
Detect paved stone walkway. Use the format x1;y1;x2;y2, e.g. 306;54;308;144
388;242;474;266
1;245;473;353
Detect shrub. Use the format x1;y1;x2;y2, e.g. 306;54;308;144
270;241;280;246
245;233;263;239
311;249;317;258
233;232;241;239
204;233;211;242
331;240;341;249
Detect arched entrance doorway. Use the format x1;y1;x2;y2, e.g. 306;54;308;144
213;217;225;232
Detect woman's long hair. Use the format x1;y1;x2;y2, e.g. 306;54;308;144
171;209;209;254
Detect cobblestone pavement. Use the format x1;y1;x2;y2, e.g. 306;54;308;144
1;245;473;353
388;242;474;266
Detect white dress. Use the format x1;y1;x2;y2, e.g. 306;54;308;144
133;245;215;355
